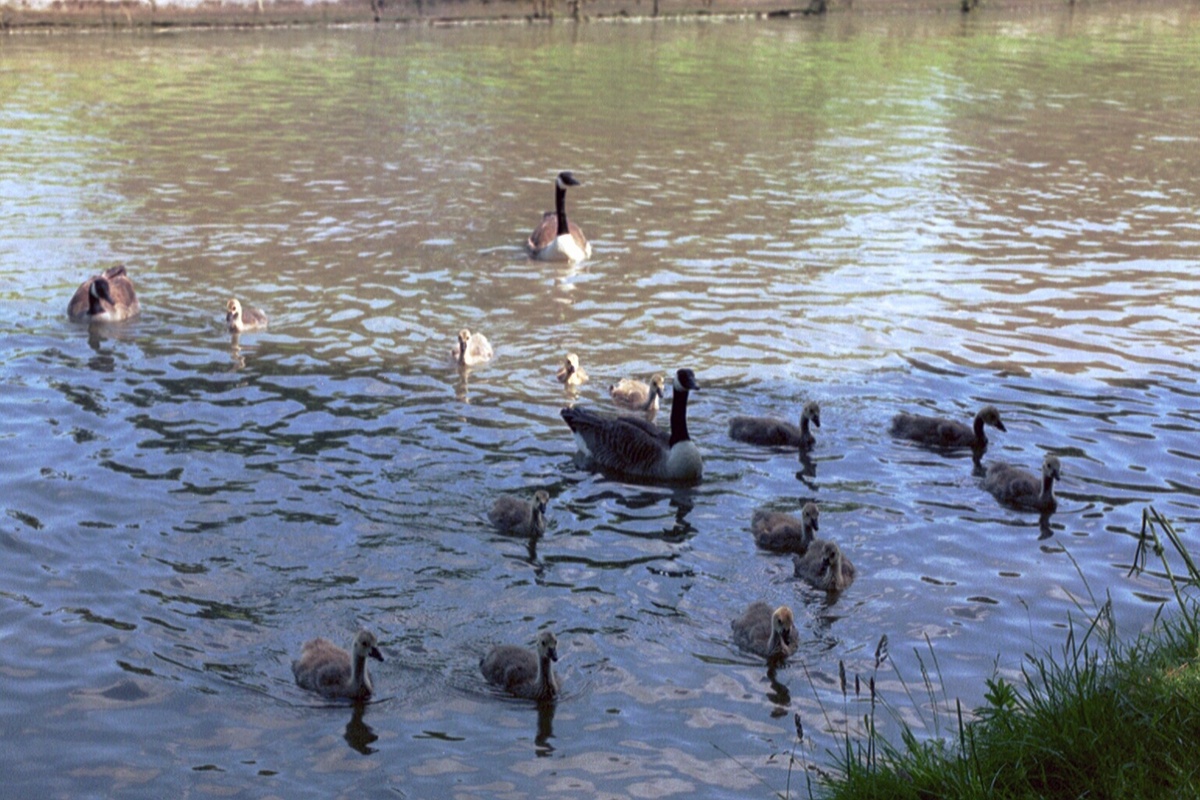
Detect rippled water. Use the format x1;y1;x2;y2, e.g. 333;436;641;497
3;9;1200;798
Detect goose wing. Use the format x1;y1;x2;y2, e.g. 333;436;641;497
561;406;668;475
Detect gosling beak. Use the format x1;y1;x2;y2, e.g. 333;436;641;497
369;646;384;662
995;420;1008;432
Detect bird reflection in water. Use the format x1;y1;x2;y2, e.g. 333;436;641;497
343;702;379;755
534;698;556;756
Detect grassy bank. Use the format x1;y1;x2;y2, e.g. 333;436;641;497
807;507;1200;800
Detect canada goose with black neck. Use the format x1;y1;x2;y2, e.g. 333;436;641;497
67;265;141;323
292;630;384;701
561;368;702;485
526;171;591;264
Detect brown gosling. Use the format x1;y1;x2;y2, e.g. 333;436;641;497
730;603;800;662
609;374;666;419
480;630;560;701
488;490;550;537
556;353;589;388
750;502;819;555
292;630;384;701
453;328;494;367
729;400;821;450
793;540;856;593
225;298;268;333
890;404;1006;458
983;453;1062;513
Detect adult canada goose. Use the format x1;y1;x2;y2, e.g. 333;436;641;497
729;400;821;450
480;630;560;701
292;630;384;701
225;298;268;333
793;540;856;593
890;405;1007;458
488;490;550;537
983;453;1062;513
453;328;494;367
556;353;589;388
730;603;800;662
750;502;819;555
67;265;141;322
609;374;666;419
561;368;702;485
526;171;591;264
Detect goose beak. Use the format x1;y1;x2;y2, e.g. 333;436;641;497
996;420;1007;432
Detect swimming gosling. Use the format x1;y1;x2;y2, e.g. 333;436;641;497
730;603;800;662
292;630;384;701
609;374;666;419
480;630;560;701
983;453;1062;513
226;298;268;333
890;404;1006;458
454;328;494;367
793;540;856;593
729;400;821;450
67;265;141;322
488;490;550;536
556;353;589;388
526;171;591;264
750;502;819;555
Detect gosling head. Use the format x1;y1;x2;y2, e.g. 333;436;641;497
802;400;821;429
556;171;581;190
226;297;242;321
557;353;586;383
1043;454;1062;482
771;606;796;650
673;368;700;393
649;374;667;399
536;630;559;662
802;502;820;536
979;405;1007;432
353;630;385;663
533;489;550;515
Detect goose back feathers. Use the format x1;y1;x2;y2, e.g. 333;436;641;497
561;368;702;485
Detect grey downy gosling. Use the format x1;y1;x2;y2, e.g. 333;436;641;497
67;265;141;322
609;374;666;420
729;400;821;450
750;502;819;555
556;353;589;388
480;630;560;701
488;489;550;537
793;539;856;593
561;368;703;485
983;453;1062;513
526;171;592;264
730;603;800;662
226;298;268;333
453;328;494;367
890;404;1007;458
292;630;384;701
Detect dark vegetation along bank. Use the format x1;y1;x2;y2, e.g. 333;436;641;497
0;0;1159;32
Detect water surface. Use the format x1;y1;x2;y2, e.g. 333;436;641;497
2;9;1199;798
